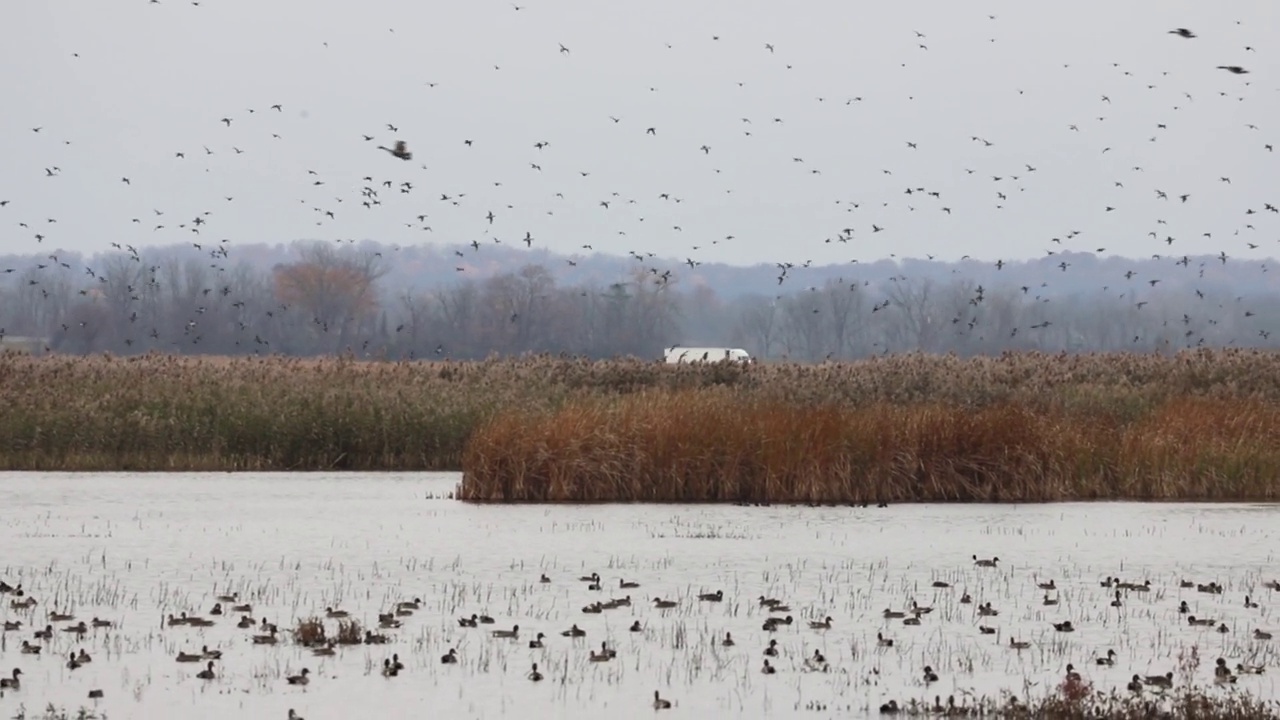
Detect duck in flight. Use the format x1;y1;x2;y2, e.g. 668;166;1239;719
378;140;412;160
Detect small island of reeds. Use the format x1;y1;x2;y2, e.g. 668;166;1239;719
3;349;1280;504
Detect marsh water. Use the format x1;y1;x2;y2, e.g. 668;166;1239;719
0;473;1277;719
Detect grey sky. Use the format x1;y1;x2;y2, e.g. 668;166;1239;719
1;0;1276;267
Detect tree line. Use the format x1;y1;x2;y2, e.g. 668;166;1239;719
3;240;1280;360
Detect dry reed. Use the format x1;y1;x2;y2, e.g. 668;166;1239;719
5;350;1280;503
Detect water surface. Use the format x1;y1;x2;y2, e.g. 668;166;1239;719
0;473;1277;719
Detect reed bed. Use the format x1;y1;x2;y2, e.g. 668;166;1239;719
4;350;1280;503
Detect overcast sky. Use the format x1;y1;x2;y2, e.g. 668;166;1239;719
1;0;1276;267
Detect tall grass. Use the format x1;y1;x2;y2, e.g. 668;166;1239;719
6;350;1280;503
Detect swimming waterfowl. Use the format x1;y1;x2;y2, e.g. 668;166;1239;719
768;604;792;613
378;616;402;629
698;590;724;602
232;603;252;613
582;602;603;614
528;663;543;681
1217;623;1230;634
67;652;83;670
0;581;14;593
397;598;422;611
1256;628;1274;640
34;625;53;640
761;659;776;674
49;610;74;622
1179;579;1194;588
491;624;520;639
76;648;92;664
653;598;677;609
931;581;951;588
879;700;900;714
721;632;735;647
1053;621;1075;633
587;580;602;591
285;668;311;685
959;593;972;604
63;621;88;635
1037;579;1056;590
88;689;104;699
603;596;632;609
1187;615;1216;627
578;572;600;583
458;614;479;628
441;648;458;664
1042;593;1058;606
910;600;933;615
539;574;551;584
364;630;389;645
620;579;640;589
237;615;255;629
10;597;35;610
629;621;642;633
1237;663;1265;675
215;592;238;603
253;627;279;644
1126;675;1143;693
381;659;399;677
809;616;833;630
186;616;215;628
0;669;20;689
978;603;999;617
196;661;216;680
589;649;612;662
1214;658;1237;684
923;666;939;683
177;650;204;663
804;650;828;672
1064;664;1081;682
972;555;999;567
1009;638;1031;650
201;646;221;660
1196;582;1222;595
882;608;906;619
979;625;997;635
1265;580;1280;592
758;596;782;607
324;607;348;619
1111;591;1122;608
20;641;40;654
311;641;336;657
762;616;792;631
1096;649;1116;666
764;639;779;656
903;616;922;626
288;710;304;720
91;617;113;628
653;690;672;709
2;621;19;631
1178;601;1189;614
877;632;894;647
1245;595;1259;609
1143;672;1173;688
209;602;223;616
561;624;586;638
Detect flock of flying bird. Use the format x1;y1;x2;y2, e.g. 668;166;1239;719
0;4;1276;355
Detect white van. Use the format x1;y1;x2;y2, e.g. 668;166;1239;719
663;347;751;364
